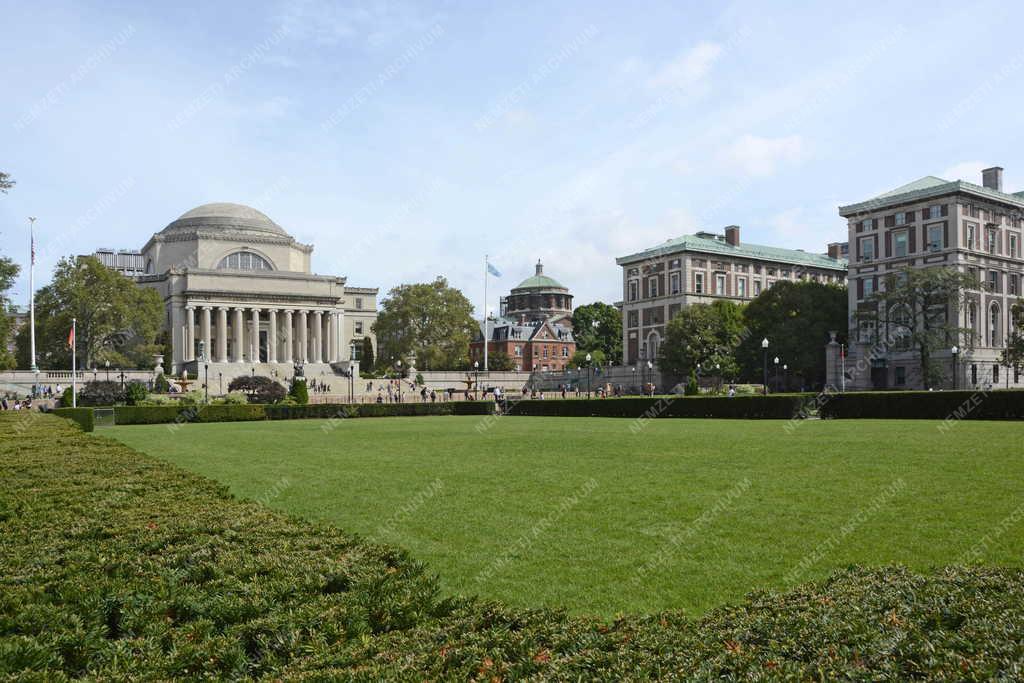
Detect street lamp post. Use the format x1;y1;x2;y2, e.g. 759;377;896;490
219;372;223;395
783;364;788;391
586;352;592;398
396;359;403;402
646;360;653;396
473;360;479;400
951;345;959;390
631;366;636;394
774;356;780;392
761;338;769;395
105;360;110;382
204;362;209;403
119;370;125;392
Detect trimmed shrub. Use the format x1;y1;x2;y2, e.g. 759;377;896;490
113;404;266;425
511;395;806;419
78;380;124;406
820;389;1024;420
288;378;309;404
51;407;94;432
153;372;170;393
228;375;287;404
114;405;188;425
193;404;266;422
124;380;148;406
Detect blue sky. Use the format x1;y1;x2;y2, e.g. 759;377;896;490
3;0;1024;315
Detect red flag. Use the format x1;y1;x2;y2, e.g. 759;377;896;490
67;326;74;348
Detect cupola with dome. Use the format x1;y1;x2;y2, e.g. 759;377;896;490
501;259;574;326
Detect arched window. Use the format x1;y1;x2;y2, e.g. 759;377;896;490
217;251;273;271
990;303;1001;347
647;331;661;360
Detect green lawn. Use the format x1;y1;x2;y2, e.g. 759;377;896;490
107;416;1024;617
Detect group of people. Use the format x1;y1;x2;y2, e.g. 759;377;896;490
1;395;35;411
307;379;332;394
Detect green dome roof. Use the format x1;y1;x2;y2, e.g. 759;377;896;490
512;260;567;290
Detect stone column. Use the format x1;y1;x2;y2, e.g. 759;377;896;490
268;309;278;363
250;308;260;363
298;310;309;363
338;309;347;361
233;308;245;362
328;311;337;363
217;307;229;362
283;310;294;363
185;306;196;361
201;307;212;362
312;311;323;363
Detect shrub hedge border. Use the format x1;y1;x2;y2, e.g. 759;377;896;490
819;389;1024;420
104;401;496;425
50;406;95;432
510;394;809;419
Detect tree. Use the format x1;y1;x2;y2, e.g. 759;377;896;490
570;348;606;368
372;277;476;371
737;280;847;390
859;266;976;389
659;300;746;380
488;350;515;371
571;302;622;363
229;375;286;404
0;253;20;370
288;378;309;404
360;337;375;372
1000;298;1024;376
15;256;163;369
0;171;13;194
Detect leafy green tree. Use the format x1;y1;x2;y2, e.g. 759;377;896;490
488;350;515;371
124;381;148;406
1000;298;1024;377
0;253;20;370
684;369;699;396
360;337;375;371
373;277;476;371
288;378;309;404
15;256;163;370
659;300;746;380
0;171;13;193
570;348;605;368
571;302;622;363
229;375;286;404
858;266;976;389
737;280;847;389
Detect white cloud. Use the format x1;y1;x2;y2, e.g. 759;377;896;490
646;41;723;90
940;161;986;183
767;202;848;251
719;133;806;176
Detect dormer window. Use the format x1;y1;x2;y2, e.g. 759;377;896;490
218;251;273;271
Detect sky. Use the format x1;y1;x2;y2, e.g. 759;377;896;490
3;0;1024;317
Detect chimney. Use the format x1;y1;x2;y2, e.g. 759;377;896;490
827;243;841;259
724;225;740;246
982;166;1004;192
535;259;544;275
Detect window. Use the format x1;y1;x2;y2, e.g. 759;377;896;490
859;236;875;261
928;205;941;219
895;366;907;386
217;251;272;270
987;228;998;254
355;298;363;310
893;230;908;257
1010;274;1019;296
737;277;747;298
990;304;1001;347
863;277;875;298
971;364;978;385
967;224;977;250
562;346;568;357
968;303;978;346
994;364;1000;384
694;273;704;294
648;277;659;298
627;310;639;328
754;280;762;296
1010;233;1019;258
928;225;943;251
895;212;906;226
628;280;638;301
891;305;911;350
670;272;680;295
354;321;363;334
715;274;726;296
514;345;522;357
859;319;876;343
861;219;873;231
988;270;999;292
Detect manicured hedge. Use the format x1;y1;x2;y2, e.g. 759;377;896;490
50;406;94;432
265;401;496;420
511;395;807;419
819;389;1024;420
3;412;1023;679
113;404;268;425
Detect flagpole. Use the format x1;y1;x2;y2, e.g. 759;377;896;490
72;318;77;408
483;255;489;372
28;217;37;374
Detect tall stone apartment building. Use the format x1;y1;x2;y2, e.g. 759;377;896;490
838;167;1024;390
615;226;848;366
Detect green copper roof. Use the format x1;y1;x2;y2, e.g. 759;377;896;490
513;274;566;290
839;174;1024;215
616;233;847;270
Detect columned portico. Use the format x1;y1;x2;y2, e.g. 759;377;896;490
298;310;309;363
185;306;196;361
200;306;212;361
217;307;229;362
268;309;278;363
250;308;260;362
283;310;294;362
312;311;323;363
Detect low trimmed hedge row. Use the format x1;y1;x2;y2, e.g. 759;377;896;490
819;389;1024;420
511;395;808;419
50;407;94;432
99;401;497;425
4;413;1024;679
